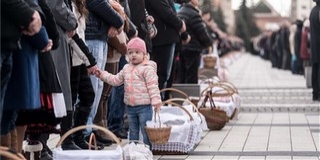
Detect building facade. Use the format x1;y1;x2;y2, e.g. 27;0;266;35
251;0;289;31
212;0;235;34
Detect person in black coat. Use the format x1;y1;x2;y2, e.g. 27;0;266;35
294;20;303;74
145;0;186;99
177;0;213;83
309;0;320;101
47;0;79;150
128;0;152;52
0;0;42;126
279;22;291;70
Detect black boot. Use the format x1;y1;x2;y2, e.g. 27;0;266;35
60;111;82;150
73;107;103;150
39;134;53;160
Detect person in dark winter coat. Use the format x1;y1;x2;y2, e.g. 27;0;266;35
0;0;46;154
0;0;42;126
177;0;213;83
269;29;279;68
300;20;311;69
145;0;186;99
279;22;291;70
294;20;304;74
1;26;51;152
274;29;283;69
128;0;152;52
309;0;320;101
14;1;62;158
47;0;79;150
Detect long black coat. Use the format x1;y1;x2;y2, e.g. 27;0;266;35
1;0;40;50
47;0;77;111
128;0;152;52
177;4;212;53
145;0;183;47
309;4;320;63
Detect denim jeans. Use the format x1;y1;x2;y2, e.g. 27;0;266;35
127;105;152;148
107;56;127;132
85;40;107;133
0;50;13;125
107;86;125;132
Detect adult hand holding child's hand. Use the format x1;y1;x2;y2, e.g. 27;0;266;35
94;69;102;78
87;65;98;75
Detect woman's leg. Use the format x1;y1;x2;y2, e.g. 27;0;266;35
16;125;27;153
85;40;107;133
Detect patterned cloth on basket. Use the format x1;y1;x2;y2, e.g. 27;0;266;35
148;107;200;153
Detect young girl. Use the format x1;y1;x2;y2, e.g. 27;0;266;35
95;37;161;148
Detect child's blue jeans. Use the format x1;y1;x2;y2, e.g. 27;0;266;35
127;104;152;148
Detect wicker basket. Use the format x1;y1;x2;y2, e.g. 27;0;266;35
198;107;227;130
198;85;229;130
151;98;197;155
53;125;124;160
203;56;217;69
145;112;171;145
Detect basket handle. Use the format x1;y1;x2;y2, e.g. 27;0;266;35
199;84;234;109
160;88;190;100
56;125;121;147
217;81;238;94
199;90;216;109
164;97;202;118
200;83;233;98
0;146;26;160
88;133;98;150
162;98;194;121
153;110;162;128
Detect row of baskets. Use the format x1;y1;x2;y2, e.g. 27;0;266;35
0;80;241;159
146;80;241;155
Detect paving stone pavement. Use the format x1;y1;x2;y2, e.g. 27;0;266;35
154;53;319;160
48;52;320;160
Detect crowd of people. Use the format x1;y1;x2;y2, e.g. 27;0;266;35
252;0;320;102
1;0;244;159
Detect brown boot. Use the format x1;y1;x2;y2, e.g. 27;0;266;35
1;132;11;148
95;120;109;139
16;125;27;153
10;129;18;151
94;120;119;144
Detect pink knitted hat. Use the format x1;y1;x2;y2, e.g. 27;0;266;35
127;37;147;54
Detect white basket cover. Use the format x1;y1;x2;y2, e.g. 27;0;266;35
52;146;123;160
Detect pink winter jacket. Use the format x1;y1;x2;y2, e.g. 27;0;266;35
101;60;162;106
